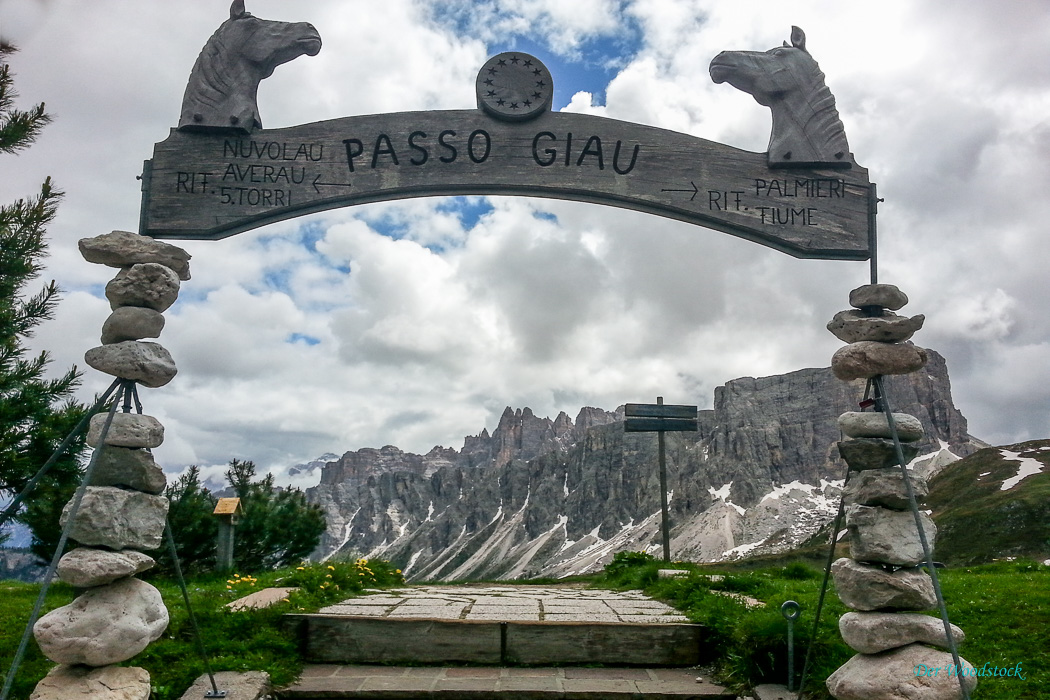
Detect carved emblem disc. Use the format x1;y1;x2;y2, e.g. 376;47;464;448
476;52;552;122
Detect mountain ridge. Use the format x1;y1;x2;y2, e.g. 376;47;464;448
306;350;986;579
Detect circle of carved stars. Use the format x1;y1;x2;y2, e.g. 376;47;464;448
476;52;552;122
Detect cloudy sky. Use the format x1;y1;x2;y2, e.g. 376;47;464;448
2;0;1048;484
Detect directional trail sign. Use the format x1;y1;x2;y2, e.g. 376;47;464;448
624;398;698;562
624;403;700;433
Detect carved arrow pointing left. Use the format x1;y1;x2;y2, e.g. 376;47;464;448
313;174;353;194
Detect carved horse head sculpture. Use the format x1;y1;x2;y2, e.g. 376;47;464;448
179;0;321;134
709;27;850;168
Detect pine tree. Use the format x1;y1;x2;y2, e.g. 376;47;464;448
157;460;326;575
159;465;218;576
225;459;326;572
0;42;88;557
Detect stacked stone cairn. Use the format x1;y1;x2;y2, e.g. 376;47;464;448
29;231;190;700
824;284;976;699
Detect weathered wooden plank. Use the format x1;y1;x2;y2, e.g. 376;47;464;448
623;417;699;432
291;615;502;664
624;403;697;419
141;109;873;259
503;621;703;666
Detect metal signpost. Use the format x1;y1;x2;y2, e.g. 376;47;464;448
624;398;698;562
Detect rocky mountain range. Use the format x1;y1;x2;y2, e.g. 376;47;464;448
305;350;986;580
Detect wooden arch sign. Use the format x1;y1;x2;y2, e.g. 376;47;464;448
140;10;874;261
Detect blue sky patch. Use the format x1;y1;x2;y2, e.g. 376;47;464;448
426;4;643;109
436;197;495;230
287;333;321;346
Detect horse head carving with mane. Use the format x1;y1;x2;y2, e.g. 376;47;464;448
179;0;321;134
709;27;851;169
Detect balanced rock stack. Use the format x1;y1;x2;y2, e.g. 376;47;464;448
29;231;190;700
824;284;976;699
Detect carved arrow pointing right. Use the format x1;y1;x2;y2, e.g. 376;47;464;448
660;181;699;201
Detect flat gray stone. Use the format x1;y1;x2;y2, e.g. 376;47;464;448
827;644;976;699
30;665;150;700
849;283;909;311
846;504;936;566
101;306;165;344
831;558;937;611
179;671;270;700
838;412;924;442
60;486;168;551
753;685;795;700
844;467;928;510
85;340;177;388
80;230;191;280
57;547;155;587
838;438;919;471
34;577;168;666
839;611;964;654
105;263;181;312
827;309;925;344
832;342;928;381
90;446;167;494
87;412;164;449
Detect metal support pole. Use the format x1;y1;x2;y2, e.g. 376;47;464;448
873;376;970;700
868;183;879;285
164;522;226;698
0;378;122;533
794;476;850;699
0;380;130;700
781;601;801;692
656;397;671;562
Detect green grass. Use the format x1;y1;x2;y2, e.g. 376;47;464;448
4;554;1048;699
0;580;76;700
1;558;403;700
928;440;1050;565
594;552;1050;699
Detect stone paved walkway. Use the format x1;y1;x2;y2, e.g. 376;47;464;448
318;585;690;623
281;665;736;698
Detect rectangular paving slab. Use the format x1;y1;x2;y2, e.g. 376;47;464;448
286;615;704;666
504;621;703;666
293;616;503;664
293;585;704;667
279;665;736;699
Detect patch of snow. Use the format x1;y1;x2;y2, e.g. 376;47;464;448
516;487;531;513
723;539;766;558
709;481;745;514
489;504;504;524
402;550;423;575
425;501;435;521
909;440;960;480
563;472;569;497
322;507;361;561
979;472;991;477
999;450;1045;491
708;482;732;501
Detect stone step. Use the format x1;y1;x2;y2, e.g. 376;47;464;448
284;615;706;666
278;665;736;699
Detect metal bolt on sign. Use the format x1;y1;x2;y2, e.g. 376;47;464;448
781;600;802;692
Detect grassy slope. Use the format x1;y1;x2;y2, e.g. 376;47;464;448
1;559;403;700
599;556;1050;699
928;439;1050;565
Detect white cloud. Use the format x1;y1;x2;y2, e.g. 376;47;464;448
7;0;1050;478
